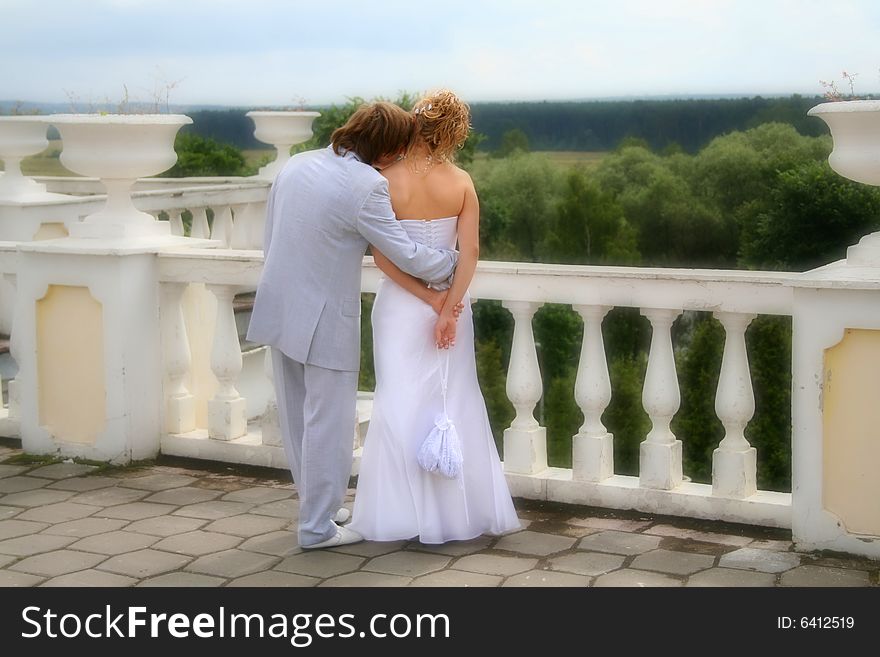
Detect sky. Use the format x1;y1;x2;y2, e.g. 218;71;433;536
1;0;879;107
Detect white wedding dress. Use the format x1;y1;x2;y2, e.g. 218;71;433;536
349;216;521;544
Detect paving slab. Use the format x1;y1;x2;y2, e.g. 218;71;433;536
123;515;207;537
330;540;409;558
319;572;412;587
0;489;75;507
41;569;136;587
577;530;663;556
494;530;576;556
567;517;653;532
69;531;159;555
451;554;538;577
118;473;200;491
410;570;503;587
407;536;493;557
205;514;289;538
275;551;364;578
186;549;280;578
630;549;716;576
42;517;129;538
0;571;45;587
686;568;778;587
153;530;243;556
0;465;30;478
47;476;120;492
29;463;99;479
0;533;77;557
0;476;53;494
0;505;20;520
228;572;320;587
780;565;871;587
250;499;299;519
593;569;683;587
69;487;150;507
95;502;175;521
19;502;102;524
98;549;192;578
548;551;626;577
137;572;225;587
144;487;223;506
719;547;801;573
221;487;294;504
10;549;107;577
503;569;592;587
362;551;451;577
238;531;301;558
172;501;254;520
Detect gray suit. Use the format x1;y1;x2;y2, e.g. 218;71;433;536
247;146;458;546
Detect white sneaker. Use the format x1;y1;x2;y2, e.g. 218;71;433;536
334;507;351;524
302;524;363;550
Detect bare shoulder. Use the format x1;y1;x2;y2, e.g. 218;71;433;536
440;162;475;190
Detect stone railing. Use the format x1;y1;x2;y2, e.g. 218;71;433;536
154;250;797;531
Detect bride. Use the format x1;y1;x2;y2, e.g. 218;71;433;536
349;90;521;544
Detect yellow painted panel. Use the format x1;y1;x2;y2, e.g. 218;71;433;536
32;223;69;241
36;285;105;444
823;328;880;535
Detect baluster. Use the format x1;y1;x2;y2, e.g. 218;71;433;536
168;209;185;236
162;282;195;433
639;308;683;490
501;300;547;474
211;205;233;248
712;312;758;498
261;347;282;447
572;305;614;482
206;284;247;440
230;204;250;249
191;207;210;239
248;200;267;249
2;273;19;420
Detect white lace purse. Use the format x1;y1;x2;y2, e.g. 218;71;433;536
417;347;463;479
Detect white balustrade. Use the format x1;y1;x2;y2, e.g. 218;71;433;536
206;284;247;440
191;207;210;239
161;282;196;434
230;204;250;249
2;272;20;421
168;209;185;237
572;305;613;482
501;300;548;475
211;205;233;248
712;312;758;498
639;308;683;490
261;347;282;447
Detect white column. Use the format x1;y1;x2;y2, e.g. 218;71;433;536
2;273;19;420
712;312;758;498
502;300;547;474
572;305;614;482
190;207;210;239
168;209;185;237
230;204;250;250
248;201;267;250
211;205;233;248
206;284;247;440
260;346;282;447
639;308;683;490
161;282;195;434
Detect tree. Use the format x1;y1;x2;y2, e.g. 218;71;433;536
163;133;247;177
493;128;530;158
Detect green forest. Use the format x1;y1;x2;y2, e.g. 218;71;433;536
176;95;880;493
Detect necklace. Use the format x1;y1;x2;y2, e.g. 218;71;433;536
406;153;435;175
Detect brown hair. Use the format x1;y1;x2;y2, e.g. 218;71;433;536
330;102;413;164
410;90;472;162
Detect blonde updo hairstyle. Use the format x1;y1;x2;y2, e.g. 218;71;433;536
410;89;471;163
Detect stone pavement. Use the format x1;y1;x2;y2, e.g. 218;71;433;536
1;443;877;588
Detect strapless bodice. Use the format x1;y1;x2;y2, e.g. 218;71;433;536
398;216;458;250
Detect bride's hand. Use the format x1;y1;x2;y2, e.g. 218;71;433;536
434;310;457;349
428;290;464;318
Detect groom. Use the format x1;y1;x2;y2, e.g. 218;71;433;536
247;102;459;549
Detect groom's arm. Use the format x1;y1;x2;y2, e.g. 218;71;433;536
355;182;458;284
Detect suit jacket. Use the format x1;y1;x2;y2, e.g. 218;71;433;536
246;146;458;372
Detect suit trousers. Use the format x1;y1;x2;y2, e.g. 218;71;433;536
270;348;358;546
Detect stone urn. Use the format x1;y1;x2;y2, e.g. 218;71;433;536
49;114;192;238
246;111;320;180
0;116;51;199
809;100;880;265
